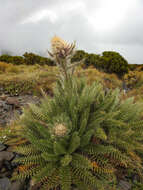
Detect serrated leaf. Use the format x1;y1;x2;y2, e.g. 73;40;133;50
95;127;107;141
41;152;59;162
80;129;94;147
53;141;67;155
68;132;80;154
60;154;72;166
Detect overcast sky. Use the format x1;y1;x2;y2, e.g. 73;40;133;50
0;0;143;64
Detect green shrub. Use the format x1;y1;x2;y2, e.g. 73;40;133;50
0;54;24;65
23;52;40;65
72;51;129;76
71;50;88;62
0;54;12;63
11;56;24;65
84;53;103;69
39;57;54;66
101;51;129;76
128;64;139;71
23;52;54;66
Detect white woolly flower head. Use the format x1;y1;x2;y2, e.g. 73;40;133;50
51;36;68;55
53;123;68;137
49;35;75;59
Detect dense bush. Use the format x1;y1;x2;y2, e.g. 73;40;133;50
72;50;129;76
71;50;88;62
23;52;54;66
84;53;103;69
128;64;139;71
0;54;24;65
71;51;103;69
101;51;129;76
0;53;54;66
0;54;13;63
11;56;24;65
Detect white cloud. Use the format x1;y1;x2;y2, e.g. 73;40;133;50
21;10;58;24
86;0;137;32
21;1;86;25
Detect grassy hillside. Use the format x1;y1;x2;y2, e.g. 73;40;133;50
0;62;122;94
1;61;143;102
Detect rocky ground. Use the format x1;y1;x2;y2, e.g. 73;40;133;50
0;94;42;190
0;94;41;127
0;142;28;190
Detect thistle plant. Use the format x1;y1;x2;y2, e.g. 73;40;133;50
12;37;143;190
48;36;82;82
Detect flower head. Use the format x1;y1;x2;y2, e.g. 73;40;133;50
49;36;75;59
53;123;67;137
51;36;68;55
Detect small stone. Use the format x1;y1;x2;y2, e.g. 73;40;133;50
17;109;23;115
0;143;6;151
132;174;140;183
0;100;4;107
118;180;131;190
3;104;13;111
6;97;20;108
0;177;11;190
4;160;12;170
0;171;11;178
11;180;25;190
0;151;14;162
0;94;8;101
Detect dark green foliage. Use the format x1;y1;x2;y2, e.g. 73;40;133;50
132;181;143;190
0;53;54;65
11;56;25;65
128;64;139;71
71;50;129;76
71;50;88;63
23;52;54;66
84;53;103;69
0;54;25;65
71;50;103;69
23;52;40;65
0;54;12;63
139;65;143;71
13;77;143;190
101;51;129;76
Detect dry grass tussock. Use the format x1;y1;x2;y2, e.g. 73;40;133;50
124;70;143;89
0;63;123;95
2;63;143;99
